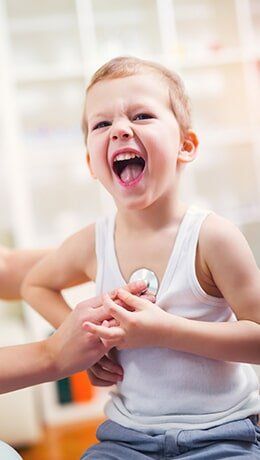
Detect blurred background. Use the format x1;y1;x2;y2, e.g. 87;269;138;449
0;0;259;458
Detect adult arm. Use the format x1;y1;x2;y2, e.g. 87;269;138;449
0;246;51;300
0;294;108;394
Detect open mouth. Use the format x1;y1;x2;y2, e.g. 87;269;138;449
112;153;146;186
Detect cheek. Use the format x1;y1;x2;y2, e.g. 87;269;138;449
88;137;106;171
144;127;179;168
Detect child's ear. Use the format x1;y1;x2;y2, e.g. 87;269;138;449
86;152;97;179
177;130;199;164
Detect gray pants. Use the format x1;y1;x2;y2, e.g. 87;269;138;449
81;416;260;459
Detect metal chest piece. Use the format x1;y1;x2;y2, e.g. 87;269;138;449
129;268;159;296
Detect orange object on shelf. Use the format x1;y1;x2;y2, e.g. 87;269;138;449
70;371;95;403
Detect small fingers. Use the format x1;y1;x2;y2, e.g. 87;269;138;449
83;320;124;341
116;289;150;310
101;318;118;327
103;294;131;322
140;291;156;303
110;280;147;299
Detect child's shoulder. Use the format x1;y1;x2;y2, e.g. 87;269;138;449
198;210;258;301
199;211;246;259
198;210;260;321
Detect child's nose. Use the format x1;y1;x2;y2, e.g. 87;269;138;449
110;122;133;141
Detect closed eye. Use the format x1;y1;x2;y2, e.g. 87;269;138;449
92;121;111;130
133;113;154;121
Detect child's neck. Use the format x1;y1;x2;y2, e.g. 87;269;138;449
116;196;189;235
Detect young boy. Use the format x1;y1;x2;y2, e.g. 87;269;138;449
22;56;260;459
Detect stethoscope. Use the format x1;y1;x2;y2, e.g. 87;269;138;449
129;268;159;297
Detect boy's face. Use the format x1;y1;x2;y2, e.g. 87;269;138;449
85;73;185;210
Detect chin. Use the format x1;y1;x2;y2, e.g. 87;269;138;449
118;195;154;211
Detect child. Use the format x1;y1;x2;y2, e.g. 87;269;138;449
23;56;260;459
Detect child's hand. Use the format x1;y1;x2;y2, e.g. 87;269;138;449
83;289;169;350
86;285;156;386
87;350;123;386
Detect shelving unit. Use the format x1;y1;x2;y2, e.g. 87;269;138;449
0;0;259;428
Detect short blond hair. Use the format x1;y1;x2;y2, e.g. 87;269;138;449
82;56;191;143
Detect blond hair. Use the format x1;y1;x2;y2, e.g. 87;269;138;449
82;56;191;143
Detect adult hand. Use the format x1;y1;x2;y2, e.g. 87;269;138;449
45;294;109;381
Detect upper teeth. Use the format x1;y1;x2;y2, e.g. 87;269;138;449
114;153;141;162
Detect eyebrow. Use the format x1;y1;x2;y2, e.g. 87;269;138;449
88;112;109;122
88;102;155;122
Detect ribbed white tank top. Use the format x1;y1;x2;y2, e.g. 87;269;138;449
95;205;260;433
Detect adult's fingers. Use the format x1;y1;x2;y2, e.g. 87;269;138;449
97;355;123;375
87;368;118;387
76;294;104;310
89;357;123;383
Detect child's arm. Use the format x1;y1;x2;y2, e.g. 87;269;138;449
84;215;260;364
0;246;51;300
22;225;96;328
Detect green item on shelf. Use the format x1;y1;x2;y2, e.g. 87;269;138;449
56;377;72;404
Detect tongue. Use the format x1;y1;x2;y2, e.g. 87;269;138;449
120;164;143;184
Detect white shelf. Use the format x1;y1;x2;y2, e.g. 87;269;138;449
178;46;244;68
16;66;84;83
41;383;109;426
9;13;77;33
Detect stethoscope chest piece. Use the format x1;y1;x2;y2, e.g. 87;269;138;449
129;268;159;296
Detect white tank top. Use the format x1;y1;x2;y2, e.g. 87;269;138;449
95;205;260;433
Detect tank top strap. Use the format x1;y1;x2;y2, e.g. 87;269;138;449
95;212;117;294
184;205;213;258
157;205;201;298
186;205;212;235
183;205;213;276
95;214;109;293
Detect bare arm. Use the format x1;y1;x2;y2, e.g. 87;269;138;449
154;214;260;363
22;225;96;329
0;294;108;394
0;246;51;300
